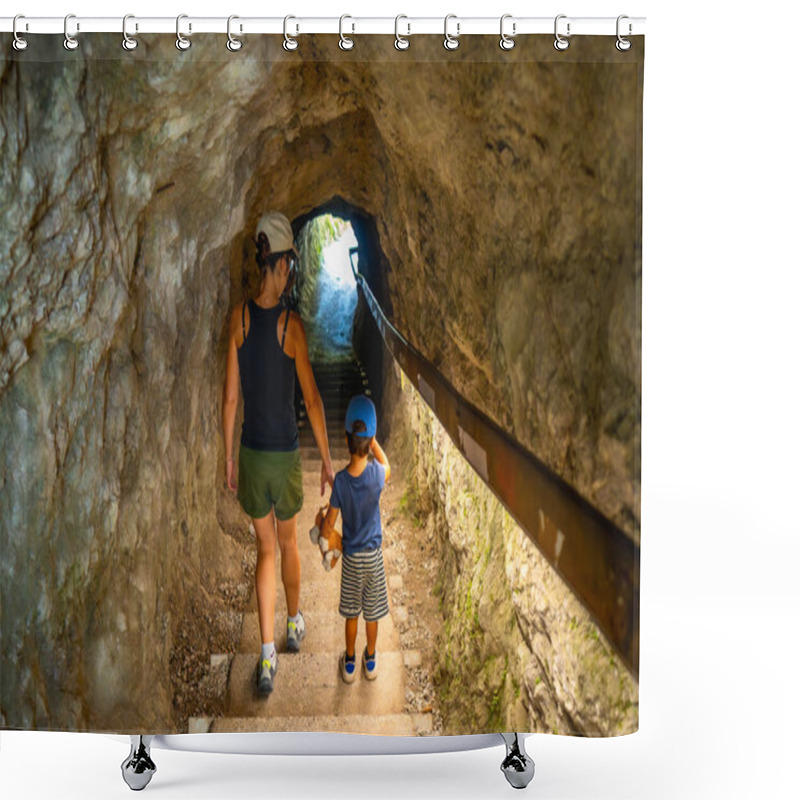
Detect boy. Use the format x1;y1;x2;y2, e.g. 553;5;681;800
322;395;391;683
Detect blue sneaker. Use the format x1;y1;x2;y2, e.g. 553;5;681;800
340;652;356;684
286;611;306;653
362;647;377;681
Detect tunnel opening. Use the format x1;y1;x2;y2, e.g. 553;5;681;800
288;201;392;460
295;213;359;364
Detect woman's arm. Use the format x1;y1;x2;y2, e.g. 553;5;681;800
289;313;334;494
223;309;241;491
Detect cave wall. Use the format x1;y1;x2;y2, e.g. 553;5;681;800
0;40;257;729
1;34;640;729
384;360;637;735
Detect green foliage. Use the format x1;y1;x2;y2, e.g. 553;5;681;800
296;213;351;318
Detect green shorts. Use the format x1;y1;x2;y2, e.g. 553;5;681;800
237;446;304;521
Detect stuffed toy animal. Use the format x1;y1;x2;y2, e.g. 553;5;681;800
309;504;342;571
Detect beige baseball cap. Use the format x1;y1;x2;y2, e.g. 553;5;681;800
256;211;296;253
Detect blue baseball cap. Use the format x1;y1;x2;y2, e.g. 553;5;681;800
345;395;377;438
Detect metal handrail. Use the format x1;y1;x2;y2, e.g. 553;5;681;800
355;271;639;678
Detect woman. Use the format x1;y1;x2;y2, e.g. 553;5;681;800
223;211;334;696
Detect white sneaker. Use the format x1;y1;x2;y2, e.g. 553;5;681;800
340;652;357;684
286;611;306;652
257;653;278;696
362;647;378;680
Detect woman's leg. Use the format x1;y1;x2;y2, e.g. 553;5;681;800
253;512;277;644
276;513;301;618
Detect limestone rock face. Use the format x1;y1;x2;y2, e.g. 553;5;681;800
1;34;640;729
387;362;637;735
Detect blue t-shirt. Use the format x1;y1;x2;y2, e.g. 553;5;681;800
329;460;386;555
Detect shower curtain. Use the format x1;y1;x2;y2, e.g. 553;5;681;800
0;29;642;738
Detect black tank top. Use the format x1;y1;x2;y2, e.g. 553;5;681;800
237;300;299;451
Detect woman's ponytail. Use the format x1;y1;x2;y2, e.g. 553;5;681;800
254;231;272;270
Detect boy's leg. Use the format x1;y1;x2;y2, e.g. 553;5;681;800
253;512;277;644
345;617;358;657
365;620;378;656
276;513;300;618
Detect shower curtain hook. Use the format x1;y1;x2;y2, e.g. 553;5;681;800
283;15;298;51
554;14;570;51
394;15;410;51
122;15;138;51
12;15;29;51
227;15;243;51
339;15;355;50
616;15;632;51
443;14;460;51
500;14;516;50
176;14;191;51
64;14;79;51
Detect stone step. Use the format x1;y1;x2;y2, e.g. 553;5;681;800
241;609;400;654
311;361;363;371
314;381;366;390
298;414;349;424
298;433;349;449
299;448;351;464
314;384;370;395
226;650;407;717
207;713;434;735
297;410;352;422
311;369;365;380
312;370;364;380
299;404;363;420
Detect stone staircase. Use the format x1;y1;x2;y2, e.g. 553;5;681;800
190;358;432;737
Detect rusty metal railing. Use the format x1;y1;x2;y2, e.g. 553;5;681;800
354;269;639;678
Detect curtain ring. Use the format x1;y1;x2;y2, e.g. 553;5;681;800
443;14;460;51
554;14;570;51
176;14;191;51
12;15;28;51
283;15;298;51
227;15;243;51
394;15;410;51
616;15;632;51
122;14;138;51
339;15;354;50
64;13;79;51
500;14;516;50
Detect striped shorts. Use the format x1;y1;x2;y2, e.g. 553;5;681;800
339;548;389;622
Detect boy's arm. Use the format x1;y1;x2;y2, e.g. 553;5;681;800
321;505;340;539
370;438;391;483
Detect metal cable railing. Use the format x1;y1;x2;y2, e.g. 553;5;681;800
353;267;639;678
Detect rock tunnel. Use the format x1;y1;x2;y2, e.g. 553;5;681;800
0;35;640;736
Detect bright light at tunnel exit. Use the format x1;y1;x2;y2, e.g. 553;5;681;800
301;217;359;363
320;223;358;286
